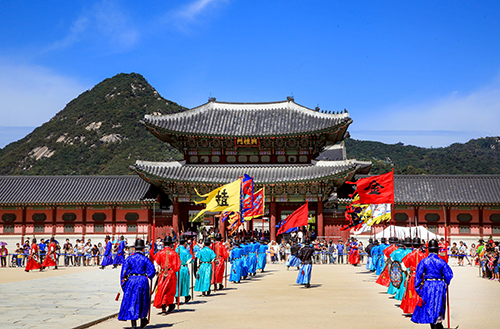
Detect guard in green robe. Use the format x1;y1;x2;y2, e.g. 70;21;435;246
194;239;216;295
175;237;193;303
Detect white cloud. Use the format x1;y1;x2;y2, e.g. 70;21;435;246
352;78;500;147
167;0;229;31
45;0;139;53
0;61;87;126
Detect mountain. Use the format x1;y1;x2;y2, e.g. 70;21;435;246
345;137;500;175
0;72;499;176
0;73;185;175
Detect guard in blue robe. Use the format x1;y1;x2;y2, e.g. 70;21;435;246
393;239;413;300
365;238;374;270
248;238;258;276
370;240;380;272
113;236;126;268
118;239;155;329
194;240;216;295
411;239;453;329
296;241;315;288
230;241;243;283
240;241;249;279
100;236;113;269
175;237;193;303
287;242;301;269
376;238;390;275
256;239;268;272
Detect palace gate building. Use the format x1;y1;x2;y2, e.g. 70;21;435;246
1;98;500;249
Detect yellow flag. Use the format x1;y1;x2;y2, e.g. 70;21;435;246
191;179;241;222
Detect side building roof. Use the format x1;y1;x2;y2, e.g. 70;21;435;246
142;99;352;138
0;176;156;206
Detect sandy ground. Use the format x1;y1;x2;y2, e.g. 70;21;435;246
0;265;101;284
84;262;500;329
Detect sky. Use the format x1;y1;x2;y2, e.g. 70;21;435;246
1;0;499;148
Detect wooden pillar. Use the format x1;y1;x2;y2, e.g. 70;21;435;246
172;199;179;237
82;206;87;237
22;206;27;242
317;201;324;238
112;206;116;238
479;207;484;237
219;214;226;239
52;207;57;236
270;202;277;241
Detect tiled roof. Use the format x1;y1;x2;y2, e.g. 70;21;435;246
131;160;366;184
353;175;500;205
142;99;352;137
0;176;154;206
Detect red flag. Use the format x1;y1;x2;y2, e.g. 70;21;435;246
277;201;309;235
353;170;394;204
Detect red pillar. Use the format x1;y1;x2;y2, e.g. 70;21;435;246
317;201;324;238
219;214;226;239
172;199;179;237
270;202;277;241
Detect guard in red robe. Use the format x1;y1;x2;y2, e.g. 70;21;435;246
42;237;58;269
211;234;229;290
348;238;360;265
153;236;181;314
25;238;43;272
400;237;425;314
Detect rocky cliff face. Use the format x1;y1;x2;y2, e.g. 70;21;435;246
0;73;185;175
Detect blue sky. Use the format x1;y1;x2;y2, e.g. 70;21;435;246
1;0;499;148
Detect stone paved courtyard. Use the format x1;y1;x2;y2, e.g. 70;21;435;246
1;262;499;329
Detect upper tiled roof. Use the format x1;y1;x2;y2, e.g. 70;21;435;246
350;175;500;205
0;176;154;206
132;160;367;184
142;99;351;137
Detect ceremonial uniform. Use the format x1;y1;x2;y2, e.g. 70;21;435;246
101;239;114;268
42;240;58;268
391;247;412;300
376;241;391;275
211;240;229;287
257;241;268;271
229;244;243;283
175;244;193;299
370;243;381;272
296;243;315;287
118;241;155;328
25;241;42;272
411;251;453;327
376;243;398;286
365;240;374;270
114;238;126;267
348;240;360;265
286;243;301;269
400;247;426;314
248;241;258;275
240;243;249;278
153;245;181;310
194;245;216;294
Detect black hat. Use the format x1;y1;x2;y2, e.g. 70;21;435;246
32;238;37;243
50;237;55;242
120;235;124;240
215;233;222;241
403;237;413;246
374;239;379;245
134;239;145;250
412;237;422;247
106;235;111;240
369;238;373;243
428;239;439;253
164;236;173;245
204;239;212;246
381;237;387;244
179;236;187;245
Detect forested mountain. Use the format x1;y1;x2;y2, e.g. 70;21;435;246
0;72;498;176
345;137;500;175
0;73;185;175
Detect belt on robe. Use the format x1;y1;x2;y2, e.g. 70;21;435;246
181;264;188;267
129;273;147;276
425;278;444;281
232;257;241;260
201;261;211;264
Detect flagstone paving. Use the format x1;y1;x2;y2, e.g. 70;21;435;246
0;267;120;329
2;262;500;329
